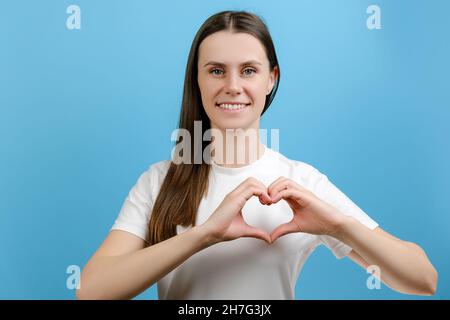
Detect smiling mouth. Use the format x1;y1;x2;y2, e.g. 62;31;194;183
215;103;251;111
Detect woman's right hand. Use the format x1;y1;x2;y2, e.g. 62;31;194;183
201;177;273;245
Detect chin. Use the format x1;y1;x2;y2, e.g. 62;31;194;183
215;119;256;131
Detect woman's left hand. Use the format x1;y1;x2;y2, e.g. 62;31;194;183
268;177;349;242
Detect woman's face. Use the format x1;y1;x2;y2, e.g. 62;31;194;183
197;31;277;132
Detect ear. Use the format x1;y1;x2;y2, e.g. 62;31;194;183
267;66;279;94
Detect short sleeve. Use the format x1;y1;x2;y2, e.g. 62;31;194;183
308;167;379;259
110;167;155;243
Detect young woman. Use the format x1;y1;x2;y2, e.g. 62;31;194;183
76;11;437;300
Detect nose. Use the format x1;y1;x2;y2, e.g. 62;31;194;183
224;71;243;95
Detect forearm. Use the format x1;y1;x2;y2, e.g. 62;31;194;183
333;216;437;295
77;226;213;299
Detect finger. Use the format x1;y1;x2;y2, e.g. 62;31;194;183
258;196;269;206
250;179;273;204
247;186;272;205
267;177;288;198
268;178;297;201
269;178;310;200
243;225;272;244
270;188;311;207
269;179;304;199
234;178;271;204
267;176;286;191
270;221;299;243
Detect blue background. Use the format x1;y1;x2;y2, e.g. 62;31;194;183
1;0;448;299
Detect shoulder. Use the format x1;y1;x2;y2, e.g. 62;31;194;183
147;159;171;178
133;160;171;198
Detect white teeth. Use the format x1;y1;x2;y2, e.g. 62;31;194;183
217;103;248;110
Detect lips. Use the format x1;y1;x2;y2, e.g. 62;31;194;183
216;103;250;111
216;102;251;105
217;103;248;111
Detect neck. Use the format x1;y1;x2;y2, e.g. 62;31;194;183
210;127;265;168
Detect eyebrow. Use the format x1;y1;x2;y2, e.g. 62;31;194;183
202;60;262;68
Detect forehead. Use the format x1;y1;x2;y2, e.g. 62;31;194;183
198;31;267;65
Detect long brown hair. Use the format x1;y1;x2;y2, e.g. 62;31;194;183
148;10;281;245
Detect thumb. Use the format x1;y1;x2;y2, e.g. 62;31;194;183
242;224;272;244
270;222;299;243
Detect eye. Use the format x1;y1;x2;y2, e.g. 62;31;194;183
210;68;223;76
243;68;256;77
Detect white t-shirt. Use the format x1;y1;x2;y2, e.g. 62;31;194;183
111;144;378;299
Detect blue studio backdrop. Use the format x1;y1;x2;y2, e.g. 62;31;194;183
1;0;449;299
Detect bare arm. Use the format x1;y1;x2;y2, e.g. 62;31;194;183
76;227;212;300
76;177;272;300
337;220;438;296
266;177;438;296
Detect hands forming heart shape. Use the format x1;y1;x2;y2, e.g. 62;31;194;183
203;177;349;245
